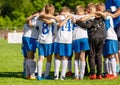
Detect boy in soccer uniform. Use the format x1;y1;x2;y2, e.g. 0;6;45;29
72;5;90;80
53;6;73;80
36;4;56;80
76;4;106;80
22;12;40;79
96;3;118;79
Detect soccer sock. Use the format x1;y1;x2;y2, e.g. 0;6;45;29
116;64;119;73
104;58;109;74
54;58;61;79
74;60;79;78
23;59;26;74
109;57;117;76
68;60;72;72
27;59;36;76
44;62;51;77
60;59;68;78
38;60;43;77
79;61;86;79
25;59;30;76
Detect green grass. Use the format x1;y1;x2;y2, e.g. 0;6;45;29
0;39;120;85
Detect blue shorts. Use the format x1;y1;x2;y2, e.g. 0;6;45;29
22;37;37;57
118;41;120;50
38;43;53;57
73;38;90;53
103;40;118;57
54;43;73;57
22;46;27;58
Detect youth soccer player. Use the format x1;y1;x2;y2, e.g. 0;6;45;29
22;11;40;79
72;5;90;80
53;6;73;80
96;2;118;79
76;3;106;80
36;4;56;80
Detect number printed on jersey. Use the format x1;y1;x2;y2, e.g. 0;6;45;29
62;20;71;31
42;23;49;34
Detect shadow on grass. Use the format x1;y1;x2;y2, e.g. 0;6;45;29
0;71;76;79
0;72;23;78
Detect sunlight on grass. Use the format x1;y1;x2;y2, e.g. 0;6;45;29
0;39;120;85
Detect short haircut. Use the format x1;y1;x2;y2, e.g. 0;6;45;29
61;6;71;12
75;5;85;12
96;2;106;11
45;4;55;14
87;2;95;8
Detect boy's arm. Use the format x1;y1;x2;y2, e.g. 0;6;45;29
113;8;120;18
76;20;93;28
95;11;107;18
39;14;61;22
26;12;39;22
105;12;115;18
41;18;55;24
57;15;73;28
79;14;95;22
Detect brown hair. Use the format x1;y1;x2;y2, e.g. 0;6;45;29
45;4;55;14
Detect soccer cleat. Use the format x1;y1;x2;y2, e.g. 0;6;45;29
89;74;96;80
37;76;43;80
54;75;58;80
109;74;118;79
96;75;102;79
29;75;36;80
26;76;30;79
104;74;111;79
60;76;65;80
74;78;79;80
44;76;52;80
66;71;72;76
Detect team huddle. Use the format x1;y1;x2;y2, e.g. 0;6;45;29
22;2;120;80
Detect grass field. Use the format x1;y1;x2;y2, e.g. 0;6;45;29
0;39;120;85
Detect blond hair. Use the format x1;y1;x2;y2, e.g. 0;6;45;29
75;5;85;12
61;6;71;13
96;2;106;11
45;4;55;14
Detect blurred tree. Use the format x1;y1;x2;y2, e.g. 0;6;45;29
0;0;105;29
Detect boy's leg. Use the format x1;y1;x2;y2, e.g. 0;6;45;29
74;53;79;79
104;58;109;74
25;59;30;79
60;57;68;80
79;51;86;80
54;54;61;80
109;56;117;76
115;53;119;74
27;59;36;79
44;55;52;79
37;56;44;80
67;56;72;73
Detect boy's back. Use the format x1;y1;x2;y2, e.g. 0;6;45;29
87;17;106;38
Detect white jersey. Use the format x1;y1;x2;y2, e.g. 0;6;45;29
23;24;39;39
73;15;88;40
105;16;117;40
23;16;39;39
37;19;56;44
57;15;73;44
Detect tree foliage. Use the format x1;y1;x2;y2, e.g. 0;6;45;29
0;0;105;30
